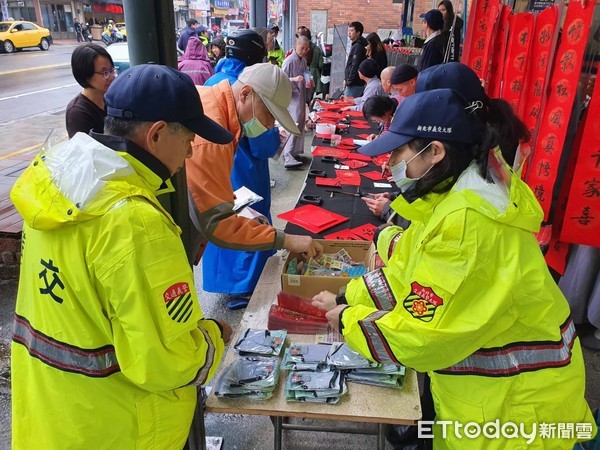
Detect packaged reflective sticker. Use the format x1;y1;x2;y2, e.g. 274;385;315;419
327;342;379;369
234;328;287;356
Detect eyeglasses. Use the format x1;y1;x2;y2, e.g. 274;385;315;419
95;67;118;79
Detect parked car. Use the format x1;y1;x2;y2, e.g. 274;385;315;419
105;42;130;72
0;20;52;53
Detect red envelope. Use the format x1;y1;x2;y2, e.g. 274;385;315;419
336;144;357;151
350;223;378;240
341;160;369;169
335;170;361;186
350;123;372;130
371;154;391;166
323;229;362;240
315;177;342;187
278;205;349;234
361;170;386;181
347;152;371;162
312;147;350;159
341;138;356;146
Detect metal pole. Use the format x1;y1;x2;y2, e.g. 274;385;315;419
250;0;267;28
122;0;193;265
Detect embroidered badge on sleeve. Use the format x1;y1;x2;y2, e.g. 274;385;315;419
163;282;194;323
403;281;444;322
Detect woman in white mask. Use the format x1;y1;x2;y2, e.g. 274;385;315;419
312;89;596;449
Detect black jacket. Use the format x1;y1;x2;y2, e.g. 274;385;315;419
345;36;367;87
418;33;447;71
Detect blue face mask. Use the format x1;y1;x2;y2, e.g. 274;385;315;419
242;94;269;138
390;142;434;193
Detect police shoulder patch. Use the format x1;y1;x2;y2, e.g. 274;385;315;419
403;281;444;322
163;282;194;323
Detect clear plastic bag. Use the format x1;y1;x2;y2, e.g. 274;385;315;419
327;342;379;369
234;328;287;356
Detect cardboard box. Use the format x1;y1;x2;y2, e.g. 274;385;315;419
281;240;377;298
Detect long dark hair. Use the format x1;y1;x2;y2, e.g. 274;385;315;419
438;0;456;34
403;123;498;199
365;32;385;57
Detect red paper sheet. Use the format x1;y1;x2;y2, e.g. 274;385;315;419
347;152;371;162
323;229;363;240
312;147;350;158
317;100;355;110
345;110;364;117
357;133;371;139
335;170;361;186
341;137;355;146
371;154;391;166
350;123;372;130
315;177;342;187
336;144;357;151
361;170;386;181
277;205;349;234
341;160;369;169
350;223;378;241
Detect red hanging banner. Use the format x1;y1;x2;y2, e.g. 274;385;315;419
487;5;511;98
461;0;500;85
500;13;535;114
519;5;560;146
559;77;600;247
524;0;594;220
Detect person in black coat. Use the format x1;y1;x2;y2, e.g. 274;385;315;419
417;9;446;71
365;32;388;78
344;21;368;97
438;0;463;62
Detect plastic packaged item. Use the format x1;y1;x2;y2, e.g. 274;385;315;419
214;356;281;400
327;342;379;369
234;328;287;356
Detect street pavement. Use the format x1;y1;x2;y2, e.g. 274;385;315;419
0;41;599;449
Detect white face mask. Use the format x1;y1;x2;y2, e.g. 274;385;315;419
390;142;434;192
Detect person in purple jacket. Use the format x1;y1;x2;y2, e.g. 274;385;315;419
178;36;214;86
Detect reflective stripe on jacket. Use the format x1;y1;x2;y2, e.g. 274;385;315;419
341;161;596;449
10;133;225;449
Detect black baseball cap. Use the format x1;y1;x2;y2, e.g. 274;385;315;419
358;89;475;156
105;64;233;144
419;9;444;31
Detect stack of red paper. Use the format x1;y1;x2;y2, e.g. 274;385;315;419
267;292;329;334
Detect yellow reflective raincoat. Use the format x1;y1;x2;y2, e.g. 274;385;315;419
341;160;596;449
10;133;225;449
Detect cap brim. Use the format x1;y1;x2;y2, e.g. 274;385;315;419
183;115;233;144
258;94;301;136
358;130;413;156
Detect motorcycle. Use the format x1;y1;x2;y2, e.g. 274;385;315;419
81;24;93;43
102;27;124;46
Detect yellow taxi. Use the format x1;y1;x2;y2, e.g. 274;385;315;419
0;21;52;53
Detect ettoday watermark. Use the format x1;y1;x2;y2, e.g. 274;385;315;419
418;420;594;444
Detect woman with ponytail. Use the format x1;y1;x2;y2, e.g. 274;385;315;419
312;88;596;449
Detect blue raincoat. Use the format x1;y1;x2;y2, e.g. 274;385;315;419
204;57;247;87
202;128;280;295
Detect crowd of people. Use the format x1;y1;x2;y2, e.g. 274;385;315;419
10;3;599;449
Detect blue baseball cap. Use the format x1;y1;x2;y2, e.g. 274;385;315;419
105;64;233;144
416;62;488;105
358;89;475;156
419;9;444;31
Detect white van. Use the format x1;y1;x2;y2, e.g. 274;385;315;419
224;20;245;36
